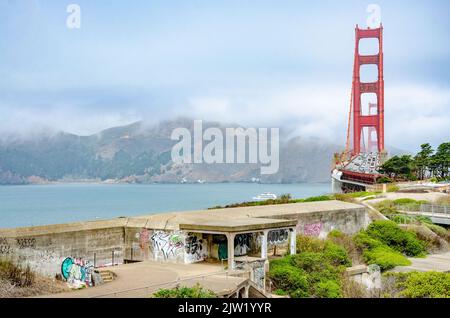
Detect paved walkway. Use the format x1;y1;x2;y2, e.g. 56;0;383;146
365;192;448;205
39;261;247;298
392;252;450;273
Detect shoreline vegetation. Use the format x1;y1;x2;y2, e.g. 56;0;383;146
267;224;450;298
209;190;392;209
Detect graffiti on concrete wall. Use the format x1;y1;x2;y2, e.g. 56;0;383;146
150;231;184;261
267;229;289;245
253;263;265;289
138;228;150;249
184;233;207;263
61;257;94;288
0;237;12;255
234;234;251;256
303;222;323;237
16;237;36;249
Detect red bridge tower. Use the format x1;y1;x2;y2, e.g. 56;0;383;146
352;25;385;155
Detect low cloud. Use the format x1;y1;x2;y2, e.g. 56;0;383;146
0;83;449;151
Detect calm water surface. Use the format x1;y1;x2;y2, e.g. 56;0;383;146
0;183;331;228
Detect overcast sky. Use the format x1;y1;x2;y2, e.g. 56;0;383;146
0;0;449;151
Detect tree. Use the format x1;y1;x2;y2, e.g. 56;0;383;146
431;142;450;179
414;143;433;180
379;155;415;180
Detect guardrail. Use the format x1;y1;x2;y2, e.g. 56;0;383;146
396;204;449;215
91;269;244;298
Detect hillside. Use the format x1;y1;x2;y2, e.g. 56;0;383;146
0;119;355;184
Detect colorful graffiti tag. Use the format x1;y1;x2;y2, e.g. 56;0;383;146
139;228;150;249
267;229;289;245
184;233;207;263
61;257;94;288
150;231;184;260
303;223;323;237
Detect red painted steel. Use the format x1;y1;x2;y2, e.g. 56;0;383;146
352;25;385;155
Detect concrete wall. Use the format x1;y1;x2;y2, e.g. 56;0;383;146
0;201;368;280
124;228;208;264
0;225;125;278
259;208;368;239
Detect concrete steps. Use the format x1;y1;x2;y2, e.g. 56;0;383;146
98;270;115;283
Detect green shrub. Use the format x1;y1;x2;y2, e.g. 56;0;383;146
268;260;309;295
384;272;450;298
353;232;384;250
332;193;356;203
425;223;449;241
291;252;328;272
327;230;344;239
314;280;343;298
377;176;393;184
362;246;411;271
374;200;398;215
323;242;352;267
296;235;326;253
269;243;348;298
274;289;289;296
387;184;400;192
328;231;363;264
414;215;433;224
296;235;351;267
399;272;450;298
348;191;380;198
365;220;426;257
393;198;418;205
388;214;416;225
152;283;216;298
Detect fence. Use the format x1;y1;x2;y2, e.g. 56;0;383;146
396;204;449;215
91;269;245;298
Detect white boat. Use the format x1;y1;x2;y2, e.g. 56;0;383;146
252;192;277;201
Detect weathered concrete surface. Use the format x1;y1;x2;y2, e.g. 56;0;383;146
38;261;245;298
179;218;297;233
0;200;367;280
0;224;125;277
391;252;450;273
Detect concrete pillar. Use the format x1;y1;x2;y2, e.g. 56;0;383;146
260;230;269;260
244;285;249;298
226;233;235;270
290;227;296;255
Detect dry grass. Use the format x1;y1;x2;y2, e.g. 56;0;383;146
435;195;450;206
341;276;368;298
0;259;69;298
328;232;364;265
400;224;448;253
